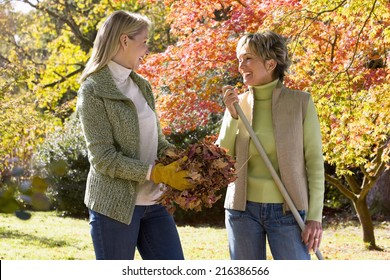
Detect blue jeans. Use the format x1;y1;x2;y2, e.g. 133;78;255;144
89;205;184;260
225;202;310;260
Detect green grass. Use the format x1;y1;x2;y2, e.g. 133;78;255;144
0;211;389;260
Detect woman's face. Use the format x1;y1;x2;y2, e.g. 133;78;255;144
115;28;149;70
237;45;275;86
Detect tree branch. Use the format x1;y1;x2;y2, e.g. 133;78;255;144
345;0;377;71
3;30;43;65
43;66;84;88
325;173;355;201
374;140;389;175
359;164;379;199
322;0;378;93
361;139;390;194
0;54;12;64
289;1;347;56
303;0;348;19
23;0;93;50
330;27;338;63
233;0;247;8
344;174;361;194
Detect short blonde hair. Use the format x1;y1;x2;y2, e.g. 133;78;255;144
236;31;291;81
79;11;152;82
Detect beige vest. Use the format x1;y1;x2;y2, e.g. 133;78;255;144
224;82;310;212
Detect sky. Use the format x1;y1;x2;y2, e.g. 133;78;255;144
11;0;35;13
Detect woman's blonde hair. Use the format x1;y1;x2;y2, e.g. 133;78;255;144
236;31;291;81
79;11;152;82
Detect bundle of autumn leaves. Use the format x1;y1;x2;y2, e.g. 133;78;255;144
156;138;237;213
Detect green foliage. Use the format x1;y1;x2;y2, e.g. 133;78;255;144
166;112;223;149
323;164;352;209
33;115;89;218
324;185;351;209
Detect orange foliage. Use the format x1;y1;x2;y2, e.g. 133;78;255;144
135;0;389;175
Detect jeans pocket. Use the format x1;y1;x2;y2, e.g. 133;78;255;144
226;208;245;221
277;210;306;226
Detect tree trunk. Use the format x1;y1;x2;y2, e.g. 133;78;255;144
353;196;381;250
326;167;386;251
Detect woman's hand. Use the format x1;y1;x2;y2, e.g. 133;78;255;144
222;85;239;119
150;157;193;191
301;220;323;253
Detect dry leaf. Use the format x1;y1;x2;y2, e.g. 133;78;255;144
155;138;237;213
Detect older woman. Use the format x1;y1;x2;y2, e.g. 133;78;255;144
217;31;325;260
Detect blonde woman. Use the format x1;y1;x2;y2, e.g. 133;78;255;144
77;11;192;260
217;31;325;260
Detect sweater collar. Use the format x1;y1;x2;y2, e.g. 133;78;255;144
249;79;278;101
86;66;155;110
87;66;127;100
240;79;284;124
107;60;132;83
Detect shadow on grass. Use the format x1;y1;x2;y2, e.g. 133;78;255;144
0;226;70;248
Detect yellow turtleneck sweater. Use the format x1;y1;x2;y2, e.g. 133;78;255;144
247;79;284;203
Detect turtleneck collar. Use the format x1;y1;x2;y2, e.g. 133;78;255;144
250;79;279;101
107;60;132;83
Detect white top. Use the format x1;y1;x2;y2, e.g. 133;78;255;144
108;61;163;205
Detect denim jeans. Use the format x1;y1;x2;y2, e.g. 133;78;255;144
225;202;310;260
89;205;184;260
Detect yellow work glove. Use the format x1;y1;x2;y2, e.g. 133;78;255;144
151;157;193;191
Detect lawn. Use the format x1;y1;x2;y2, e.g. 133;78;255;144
0;211;389;260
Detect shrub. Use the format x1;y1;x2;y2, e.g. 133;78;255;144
33;114;89;218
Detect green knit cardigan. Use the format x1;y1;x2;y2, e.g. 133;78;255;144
76;66;171;224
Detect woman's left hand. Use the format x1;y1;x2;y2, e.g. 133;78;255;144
301;220;322;253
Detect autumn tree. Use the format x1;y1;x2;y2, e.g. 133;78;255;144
137;0;389;249
267;0;390;250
